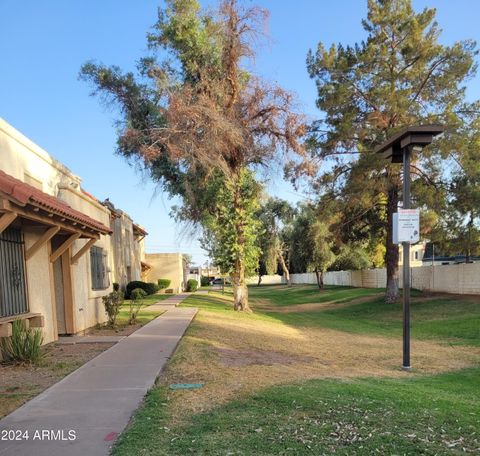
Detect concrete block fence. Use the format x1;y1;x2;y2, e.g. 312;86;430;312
248;262;480;295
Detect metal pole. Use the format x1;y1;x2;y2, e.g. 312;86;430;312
402;146;411;370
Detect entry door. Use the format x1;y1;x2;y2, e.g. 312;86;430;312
51;236;75;335
52;249;66;334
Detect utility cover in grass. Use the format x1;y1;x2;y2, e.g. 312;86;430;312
169;383;204;390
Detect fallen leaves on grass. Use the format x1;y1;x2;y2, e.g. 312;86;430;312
160;305;480;423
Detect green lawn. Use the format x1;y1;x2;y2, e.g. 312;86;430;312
113;368;480;455
124;293;172;306
112;285;480;455
95;293;172;330
118;293;172;325
250;284;383;306
249;285;480;346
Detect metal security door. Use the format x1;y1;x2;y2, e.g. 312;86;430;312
0;227;29;317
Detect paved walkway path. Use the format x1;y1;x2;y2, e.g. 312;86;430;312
0;294;197;456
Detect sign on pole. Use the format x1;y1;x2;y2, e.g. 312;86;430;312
393;209;420;244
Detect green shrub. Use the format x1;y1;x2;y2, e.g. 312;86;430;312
126;281;159;298
200;276;210;287
0;319;43;364
102;290;124;326
113;282;120;292
158;279;171;290
186;279;198;292
129;288;147;325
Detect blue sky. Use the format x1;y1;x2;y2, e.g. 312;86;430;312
1;0;479;265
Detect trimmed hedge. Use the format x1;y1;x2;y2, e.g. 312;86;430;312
186;279;198;292
158;279;171;290
200;276;210;287
126;281;159;298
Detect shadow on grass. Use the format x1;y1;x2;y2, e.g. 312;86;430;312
251;289;480;346
183;285;480;346
112;366;480;456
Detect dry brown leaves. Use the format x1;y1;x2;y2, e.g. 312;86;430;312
159;301;480;424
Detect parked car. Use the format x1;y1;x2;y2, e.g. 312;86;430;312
212;277;231;285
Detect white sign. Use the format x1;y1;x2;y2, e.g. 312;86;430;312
393;209;420;244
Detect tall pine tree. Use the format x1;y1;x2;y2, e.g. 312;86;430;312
306;0;477;302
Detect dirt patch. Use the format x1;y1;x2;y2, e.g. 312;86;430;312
0;342;113;418
214;347;315;367
86;323;143;337
86;308;164;336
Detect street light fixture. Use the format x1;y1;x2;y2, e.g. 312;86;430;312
375;125;444;370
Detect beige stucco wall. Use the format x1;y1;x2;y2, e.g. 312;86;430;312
0;117;111;342
134;236;145;276
109;212;143;290
0;118;82;194
399;243;426;267
58;186;112;332
144;253;184;293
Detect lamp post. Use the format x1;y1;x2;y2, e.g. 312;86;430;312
375;125;444;370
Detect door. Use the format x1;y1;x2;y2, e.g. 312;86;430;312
52;237;66;334
53;251;66;334
51;236;75;335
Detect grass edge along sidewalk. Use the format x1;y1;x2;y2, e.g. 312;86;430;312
112;285;480;455
0;294;197;456
0;295;170;419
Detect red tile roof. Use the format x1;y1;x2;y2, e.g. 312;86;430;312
81;188;100;203
0;170;112;235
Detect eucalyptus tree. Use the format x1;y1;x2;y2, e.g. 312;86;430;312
306;0;477;302
80;0;307;311
288;203;336;288
307;220;336;289
257;198;296;286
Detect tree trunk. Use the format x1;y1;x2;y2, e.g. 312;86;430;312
385;185;400;303
232;259;250;311
314;268;324;289
466;212;474;263
257;274;262;286
232;178;251;311
277;250;291;287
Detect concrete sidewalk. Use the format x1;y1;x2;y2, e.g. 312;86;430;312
148;293;191;311
0;294;197;456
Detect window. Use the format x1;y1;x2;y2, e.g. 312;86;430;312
90;246;109;290
0;228;29;317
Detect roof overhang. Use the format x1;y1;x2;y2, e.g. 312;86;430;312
375;125;445;163
133;223;148;237
0;170;112;238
